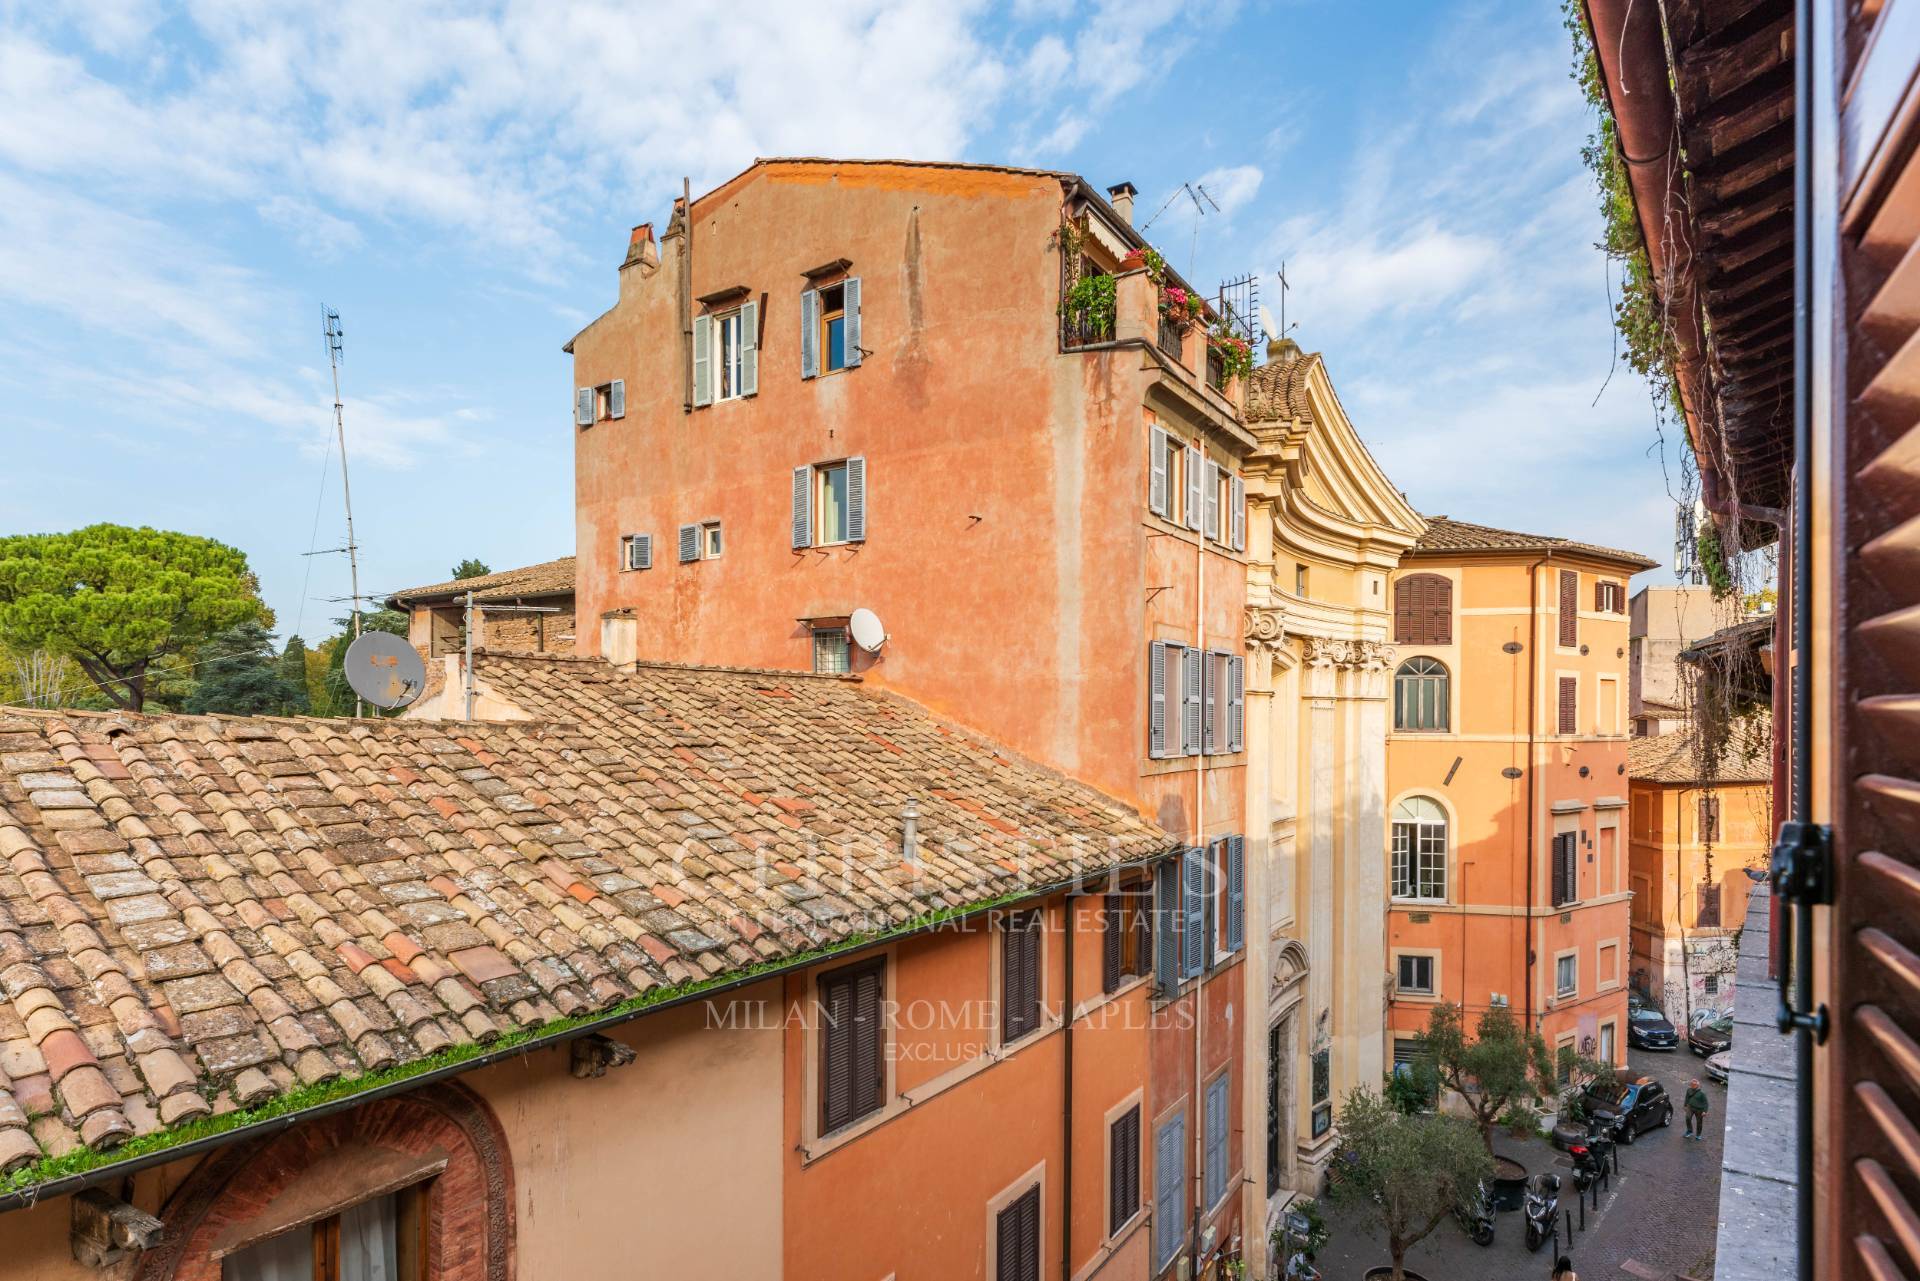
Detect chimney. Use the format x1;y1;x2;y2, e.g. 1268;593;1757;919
623;222;658;270
1107;181;1137;226
1267;334;1303;365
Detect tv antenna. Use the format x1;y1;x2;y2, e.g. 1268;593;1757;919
323;306;367;715
1138;181;1222;278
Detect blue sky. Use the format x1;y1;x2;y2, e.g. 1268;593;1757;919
0;0;1686;639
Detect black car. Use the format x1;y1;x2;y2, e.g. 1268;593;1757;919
1627;1006;1679;1050
1689;1015;1734;1057
1581;1077;1673;1144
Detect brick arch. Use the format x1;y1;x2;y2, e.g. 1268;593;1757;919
137;1081;513;1281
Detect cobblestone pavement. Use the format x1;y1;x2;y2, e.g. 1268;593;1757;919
1308;1048;1727;1280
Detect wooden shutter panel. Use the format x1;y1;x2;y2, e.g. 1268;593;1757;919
851;962;883;1120
692;314;713;407
1226;834;1245;952
1148;640;1168;758
678;524;699;563
575;387;593;426
1427;575;1452;644
791;466;813;549
1394;576;1416;643
1182;846;1205;979
1149;426;1170;517
843;277;862;368
846;456;867;542
1202;651;1217;754
1155;1114;1185;1266
1111;1106;1140;1234
1558;676;1578;734
738;300;759;397
1205;1073;1229;1206
1227;655;1244;752
1558;569;1578;646
800;289;819;379
1230;474;1246;551
1183;647;1203;754
1154;859;1178;991
626;534;652;570
609;378;625;419
820;972;854;1131
1185;445;1204;531
1003;913;1038;1041
1103;894;1122;994
1204;459;1221;541
995;1184;1038;1281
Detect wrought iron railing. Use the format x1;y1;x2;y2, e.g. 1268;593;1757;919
1157;315;1185;361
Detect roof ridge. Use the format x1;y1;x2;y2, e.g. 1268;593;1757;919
475;649;865;683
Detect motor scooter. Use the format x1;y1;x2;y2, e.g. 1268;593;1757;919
1570;1123;1617;1193
1523;1172;1562;1253
1452;1177;1496;1246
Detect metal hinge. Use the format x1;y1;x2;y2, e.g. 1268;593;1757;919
1770;820;1832;1041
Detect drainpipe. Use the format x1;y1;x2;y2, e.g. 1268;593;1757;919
1062;899;1075;1281
1523;554;1549;1033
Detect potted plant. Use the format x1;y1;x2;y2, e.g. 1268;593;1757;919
1329;1087;1493;1281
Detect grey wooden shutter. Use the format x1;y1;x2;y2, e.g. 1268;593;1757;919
1148;640;1168;758
1154;1113;1185;1266
626;534;652;570
1230;474;1246;550
1204;1072;1229;1206
1182;846;1204;979
1201;841;1217;971
843;277;862;367
846;455;867;541
1558;570;1578;646
791;466;813;549
1202;651;1218;754
678;524;699;563
692;314;713;407
609;378;625;419
1154;860;1178;991
1102;893;1122;994
800;289;819;379
738;301;759;396
1558;676;1578;734
1226;834;1245;952
1203;459;1221;541
1182;646;1202;755
1149;427;1170;516
1227;655;1244;752
575;387;593;426
1185;445;1204;531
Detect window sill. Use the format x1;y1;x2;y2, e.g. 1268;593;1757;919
1390;897;1449;908
1395;990;1439;1002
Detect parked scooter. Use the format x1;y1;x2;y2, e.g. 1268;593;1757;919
1523;1172;1562;1253
1570;1123;1617;1193
1453;1177;1496;1247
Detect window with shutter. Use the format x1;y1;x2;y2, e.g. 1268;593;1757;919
1153;1112;1186;1268
1109;1105;1141;1235
1182;846;1205;980
1149;426;1170;517
799;289;819;379
621;534;651;571
1551;832;1578;907
677;524;699;563
791;466;813;550
994;1184;1040;1281
1394;574;1452;645
1204;1071;1231;1209
1230;474;1246;551
1227;654;1245;752
1102;894;1122;995
818;957;885;1134
575;386;593;426
609;378;625;419
1203;459;1221;541
1558;570;1579;647
1558;676;1578;734
843;277;862;368
1001;911;1042;1043
1201;650;1218;754
1185;445;1204;532
1154;858;1180;993
1148;640;1170;758
845;456;866;542
692;314;713;407
738;300;759;396
1183;647;1203;755
1226;834;1245;952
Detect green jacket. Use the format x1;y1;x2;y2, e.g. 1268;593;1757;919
1686;1086;1711;1113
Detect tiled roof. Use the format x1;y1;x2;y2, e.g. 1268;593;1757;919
1243;348;1320;423
1629;718;1773;784
0;655;1167;1185
385;557;574;607
1409;516;1659;570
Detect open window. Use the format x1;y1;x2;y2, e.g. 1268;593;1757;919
801;277;862;378
221;1185;427;1281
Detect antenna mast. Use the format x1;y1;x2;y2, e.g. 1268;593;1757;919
323;307;366;715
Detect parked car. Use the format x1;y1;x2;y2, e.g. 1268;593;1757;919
1690;1015;1734;1057
1627;1006;1679;1050
1705;1050;1731;1084
1557;1076;1674;1146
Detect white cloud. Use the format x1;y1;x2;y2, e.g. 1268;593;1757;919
1196;164;1262;217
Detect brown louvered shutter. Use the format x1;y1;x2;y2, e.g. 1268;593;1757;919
1003;912;1040;1042
1110;1104;1141;1234
1395;574;1452;645
1102;894;1122;994
1394;575;1416;643
1833;22;1920;1275
819;970;853;1132
996;1184;1040;1281
1425;574;1452;643
1558;570;1579;647
1558;676;1578;734
819;958;885;1134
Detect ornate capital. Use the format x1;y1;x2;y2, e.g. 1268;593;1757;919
1244;606;1289;650
1303;637;1395;672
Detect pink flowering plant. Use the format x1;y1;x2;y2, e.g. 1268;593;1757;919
1210;328;1254;382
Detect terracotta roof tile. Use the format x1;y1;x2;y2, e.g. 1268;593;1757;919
0;655;1169;1183
385;557;574;607
1409;515;1659;570
1243;348;1321;423
1628;717;1773;784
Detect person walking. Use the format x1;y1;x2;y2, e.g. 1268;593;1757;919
1553;1255;1579;1281
1685;1078;1711;1139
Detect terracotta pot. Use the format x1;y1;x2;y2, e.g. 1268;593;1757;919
1363;1268;1432;1281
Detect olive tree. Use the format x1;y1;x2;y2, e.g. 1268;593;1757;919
1420;1000;1555;1153
1330;1086;1494;1281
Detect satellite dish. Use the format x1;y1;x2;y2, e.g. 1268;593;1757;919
849;608;887;654
1258;303;1278;340
342;632;427;710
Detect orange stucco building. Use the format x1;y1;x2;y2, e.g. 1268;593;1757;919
1384;518;1654;1075
565;159;1255;1280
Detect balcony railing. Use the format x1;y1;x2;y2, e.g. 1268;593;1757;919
1157;316;1185;361
1062;309;1114;348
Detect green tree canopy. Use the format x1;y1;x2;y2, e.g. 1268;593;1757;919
451;559;491;580
1419;1001;1555;1152
184;623;305;717
0;525;267;712
275;635;312;715
1330;1086;1494;1281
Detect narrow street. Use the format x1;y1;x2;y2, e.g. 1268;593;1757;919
1313;1047;1727;1280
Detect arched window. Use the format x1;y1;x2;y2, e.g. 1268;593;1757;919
1392;796;1448;901
1394;656;1450;732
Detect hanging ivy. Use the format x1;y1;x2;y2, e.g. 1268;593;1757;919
1696;523;1736;599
